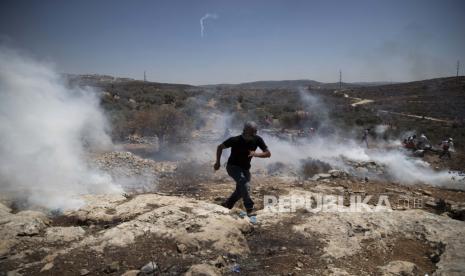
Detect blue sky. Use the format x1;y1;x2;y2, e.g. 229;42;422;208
1;0;464;85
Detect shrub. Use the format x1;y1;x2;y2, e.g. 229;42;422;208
300;158;332;179
130;105;191;145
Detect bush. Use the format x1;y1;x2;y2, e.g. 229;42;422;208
130;105;191;145
300;158;332;179
159;161;212;195
280;112;310;129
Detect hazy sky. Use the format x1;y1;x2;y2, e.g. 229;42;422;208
1;0;464;85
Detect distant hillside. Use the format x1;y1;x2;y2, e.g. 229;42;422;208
203;79;398;90
236;79;321;89
64;74;195;90
201;79;320;89
343;76;465;120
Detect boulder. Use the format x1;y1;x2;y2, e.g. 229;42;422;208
311;173;332;181
449;203;465;221
0;210;49;238
66;194;251;255
328;169;349;178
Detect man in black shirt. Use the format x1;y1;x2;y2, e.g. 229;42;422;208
214;121;271;215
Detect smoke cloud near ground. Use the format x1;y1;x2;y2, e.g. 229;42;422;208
255;89;463;188
0;47;122;210
205;88;463;189
255;134;462;188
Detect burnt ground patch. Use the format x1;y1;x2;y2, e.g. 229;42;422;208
226;214;326;275
0;238;50;274
333;236;441;275
50;214;128;237
17;234;207;276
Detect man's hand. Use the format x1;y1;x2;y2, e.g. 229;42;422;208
249;150;271;158
213;162;221;171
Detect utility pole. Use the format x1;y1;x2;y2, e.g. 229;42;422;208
457;60;460;83
339;70;342;89
144;71;147;82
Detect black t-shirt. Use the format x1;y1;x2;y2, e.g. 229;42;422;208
222;135;268;170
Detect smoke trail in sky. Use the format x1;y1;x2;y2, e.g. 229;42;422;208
200;13;218;38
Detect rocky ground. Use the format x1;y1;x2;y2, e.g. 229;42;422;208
1;151;465;276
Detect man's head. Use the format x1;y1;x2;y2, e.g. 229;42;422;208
242;121;257;140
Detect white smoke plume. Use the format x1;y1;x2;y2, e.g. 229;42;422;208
202;89;464;189
0;47;122;210
200;13;218;38
150;93;462;189
253;134;463;188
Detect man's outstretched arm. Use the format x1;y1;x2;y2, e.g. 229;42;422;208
214;144;226;170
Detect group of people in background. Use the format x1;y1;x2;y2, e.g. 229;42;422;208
403;133;454;159
361;128;454;159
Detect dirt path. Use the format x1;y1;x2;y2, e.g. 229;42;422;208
351;98;374;107
334;90;375;107
334;90;451;123
378;110;452;123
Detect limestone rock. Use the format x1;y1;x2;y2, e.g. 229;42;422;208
45;226;85;243
311;173;332;181
121;270;140;276
0;210;49;238
185;264;219;276
328;169;349;178
378;261;418;276
268;189;465;275
40;262;54;272
66;194;251;255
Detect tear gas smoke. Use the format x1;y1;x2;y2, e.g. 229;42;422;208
374;124;389;135
0;47;122;210
209;88;463;189
253;134;463;188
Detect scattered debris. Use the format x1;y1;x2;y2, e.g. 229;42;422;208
231;264;241;273
79;268;90;275
103;261;119;274
176;243;188;254
40;262;54;272
140;261;157;275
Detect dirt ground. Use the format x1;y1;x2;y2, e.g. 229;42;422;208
154;167;464;275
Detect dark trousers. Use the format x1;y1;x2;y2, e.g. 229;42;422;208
224;164;253;210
